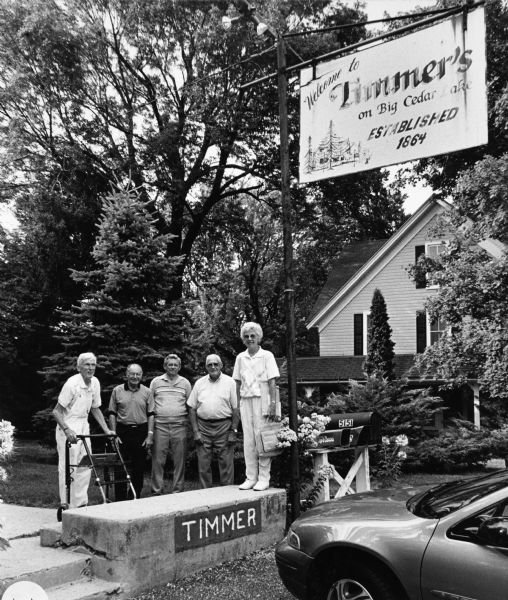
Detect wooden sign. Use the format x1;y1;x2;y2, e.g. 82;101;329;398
299;6;487;182
175;500;262;552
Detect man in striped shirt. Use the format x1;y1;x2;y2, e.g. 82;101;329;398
148;354;191;494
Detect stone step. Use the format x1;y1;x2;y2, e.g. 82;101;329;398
46;576;123;600
0;537;91;593
40;523;63;547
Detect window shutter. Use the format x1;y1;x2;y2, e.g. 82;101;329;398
415;245;426;288
354;314;363;355
416;311;427;353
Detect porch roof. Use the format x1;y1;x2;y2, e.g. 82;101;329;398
277;354;421;383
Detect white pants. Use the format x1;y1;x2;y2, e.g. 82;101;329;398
240;396;271;484
56;417;91;507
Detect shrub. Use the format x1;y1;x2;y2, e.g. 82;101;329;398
326;374;444;444
31;408;56;448
375;434;409;488
409;420;508;472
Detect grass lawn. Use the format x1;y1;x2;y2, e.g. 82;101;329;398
0;438;200;507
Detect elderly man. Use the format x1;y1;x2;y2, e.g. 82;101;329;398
148;354;191;494
187;354;239;488
52;352;114;521
108;364;151;500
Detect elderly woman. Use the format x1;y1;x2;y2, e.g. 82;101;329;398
233;322;280;491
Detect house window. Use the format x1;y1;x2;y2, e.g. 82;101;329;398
425;243;445;289
428;315;447;345
414;242;445;289
426;242;445;259
416;311;447;353
354;312;370;355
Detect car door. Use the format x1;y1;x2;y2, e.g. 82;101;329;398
420;496;508;600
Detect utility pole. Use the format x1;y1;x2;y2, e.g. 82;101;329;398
276;36;300;522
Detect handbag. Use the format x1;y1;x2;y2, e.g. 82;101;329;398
259;421;283;457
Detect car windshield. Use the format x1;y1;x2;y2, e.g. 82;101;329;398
407;470;508;518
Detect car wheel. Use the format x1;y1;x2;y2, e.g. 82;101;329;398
318;561;400;600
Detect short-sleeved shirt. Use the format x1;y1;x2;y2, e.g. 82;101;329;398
108;383;150;425
58;373;101;419
187;373;237;420
148;374;191;420
232;347;280;398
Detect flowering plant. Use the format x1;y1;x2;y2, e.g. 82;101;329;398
276;413;330;452
1;419;14;550
0;419;14;457
301;464;334;511
375;433;409;488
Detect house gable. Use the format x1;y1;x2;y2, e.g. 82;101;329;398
308;196;453;356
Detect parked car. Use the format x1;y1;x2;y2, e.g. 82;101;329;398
275;469;508;600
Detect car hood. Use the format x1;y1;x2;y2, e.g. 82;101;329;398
303;486;422;521
291;487;437;557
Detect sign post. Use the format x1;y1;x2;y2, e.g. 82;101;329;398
277;35;301;522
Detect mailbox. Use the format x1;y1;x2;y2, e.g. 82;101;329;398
316;412;381;449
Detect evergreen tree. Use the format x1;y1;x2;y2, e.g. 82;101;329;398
41;185;188;404
364;289;395;380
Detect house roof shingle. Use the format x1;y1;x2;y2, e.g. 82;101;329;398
308;239;388;324
277;354;420;383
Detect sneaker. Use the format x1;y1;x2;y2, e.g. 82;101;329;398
253;481;270;491
238;479;256;490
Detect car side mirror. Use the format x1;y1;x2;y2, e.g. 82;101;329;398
476;517;508;548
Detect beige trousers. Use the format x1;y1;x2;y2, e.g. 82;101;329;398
56;417;91;507
240;396;271;484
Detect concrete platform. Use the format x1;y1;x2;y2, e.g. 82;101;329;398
61;485;286;596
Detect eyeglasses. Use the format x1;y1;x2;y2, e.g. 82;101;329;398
243;334;258;339
206;363;220;367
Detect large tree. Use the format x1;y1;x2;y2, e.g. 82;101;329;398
186;166;405;364
0;0;369;296
416;154;508;399
407;1;508;400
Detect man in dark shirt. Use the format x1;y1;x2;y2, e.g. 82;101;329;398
109;363;151;500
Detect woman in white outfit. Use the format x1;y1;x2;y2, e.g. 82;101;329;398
233;322;280;491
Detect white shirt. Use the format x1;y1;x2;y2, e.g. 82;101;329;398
187;373;237;420
58;373;101;419
232;347;280;398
